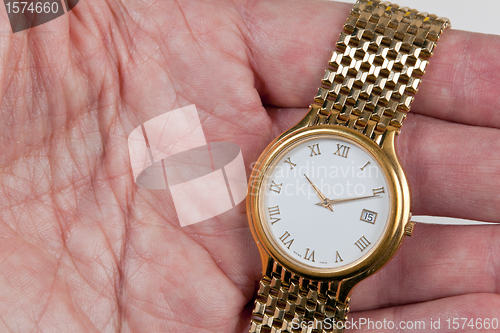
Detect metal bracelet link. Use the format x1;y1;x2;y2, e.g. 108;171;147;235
309;0;450;144
249;259;349;333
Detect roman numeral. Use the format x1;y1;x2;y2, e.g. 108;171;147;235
354;235;371;252
270;181;283;194
308;143;321;156
284;157;296;170
279;231;294;249
333;144;350;158
304;248;315;262
360;161;371;170
372;187;385;196
335;251;343;263
268;205;281;225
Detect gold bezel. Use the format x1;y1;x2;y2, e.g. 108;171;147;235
247;125;410;282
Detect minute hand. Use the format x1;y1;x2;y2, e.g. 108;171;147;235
316;194;379;206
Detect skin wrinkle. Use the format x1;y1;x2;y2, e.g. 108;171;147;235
460;32;474;124
464;37;500;126
232;2;270;101
63;281;100;333
0;318;12;333
66;255;112;329
48;166;77;236
453;33;499;127
5;244;47;330
98;9;124;70
64;120;93;183
48;137;71;201
133;211;242;328
134;193;175;226
126;265;180;317
71;211;119;276
2;179;51;237
396;113;423;211
182;225;240;279
51;164;115;331
117;24;180;119
108;4;135;72
101;163;130;326
29;68;49;147
117;194;130;333
25;199;51;247
118;11;155;67
1;85;31;168
33;255;61;332
63;258;105;333
488;228;500;295
172;0;206;68
142;190;178;222
188;219;250;237
0;38;10;112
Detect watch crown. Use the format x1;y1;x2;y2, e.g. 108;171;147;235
405;221;416;237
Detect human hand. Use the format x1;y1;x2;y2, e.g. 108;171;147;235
0;0;499;332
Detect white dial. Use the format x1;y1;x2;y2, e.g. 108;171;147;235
260;136;391;270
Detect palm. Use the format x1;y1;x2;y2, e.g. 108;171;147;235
0;0;498;332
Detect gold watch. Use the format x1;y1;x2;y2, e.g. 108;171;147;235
246;1;450;332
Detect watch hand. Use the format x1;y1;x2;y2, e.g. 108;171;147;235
304;174;333;212
315;194;380;206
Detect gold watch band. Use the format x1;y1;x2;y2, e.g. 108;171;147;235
309;0;450;144
249;259;348;333
249;1;449;332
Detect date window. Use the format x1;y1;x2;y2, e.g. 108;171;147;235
360;209;377;224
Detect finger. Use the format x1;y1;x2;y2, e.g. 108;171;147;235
397;114;500;222
349;223;500;312
239;0;500;128
411;31;500;129
348;293;500;333
268;108;500;223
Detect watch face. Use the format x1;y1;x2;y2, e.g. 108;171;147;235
258;134;392;271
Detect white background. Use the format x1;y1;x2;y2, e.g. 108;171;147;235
337;0;498;225
340;0;500;36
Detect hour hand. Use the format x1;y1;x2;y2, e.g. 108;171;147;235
304;174;333;212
